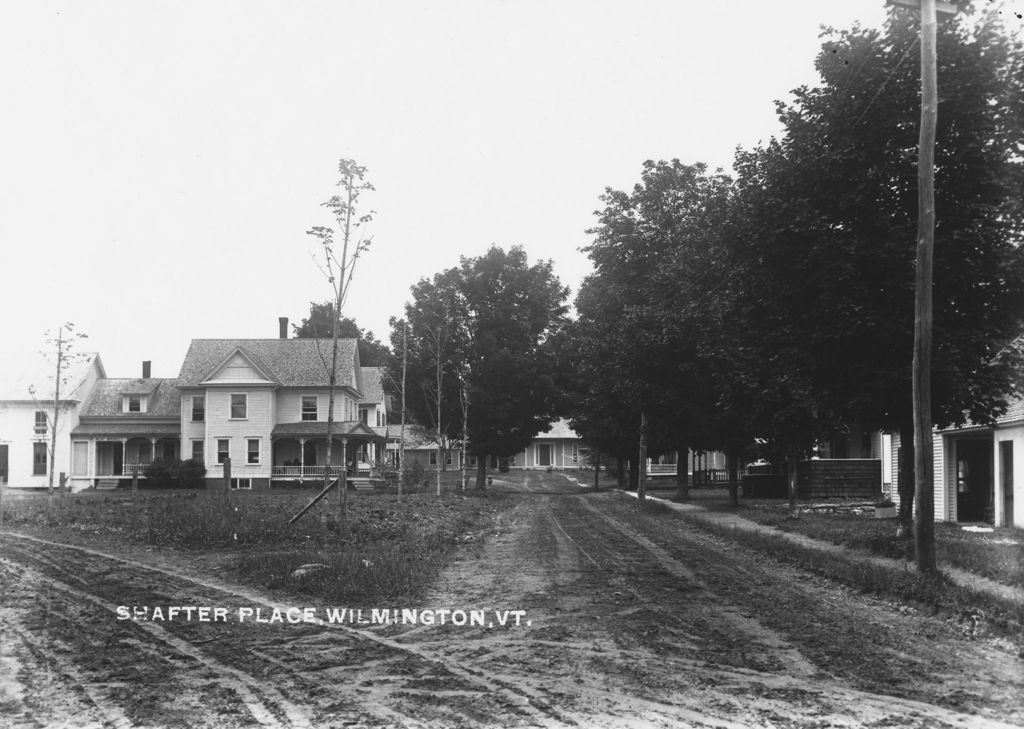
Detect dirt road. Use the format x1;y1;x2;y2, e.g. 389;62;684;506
2;471;1022;728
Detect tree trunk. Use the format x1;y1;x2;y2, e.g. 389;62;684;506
897;423;915;537
616;456;626;488
727;450;740;508
628;457;639;491
593;447;600;490
675;438;690;501
638;409;648;502
787;446;800;518
475;456;487;489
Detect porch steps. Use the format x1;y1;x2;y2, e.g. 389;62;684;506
349;478;378;492
96;479;122;490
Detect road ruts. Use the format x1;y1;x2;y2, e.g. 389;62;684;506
399;472;1024;729
0;531;573;728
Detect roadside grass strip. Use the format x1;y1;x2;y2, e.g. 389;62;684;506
620;490;1024;639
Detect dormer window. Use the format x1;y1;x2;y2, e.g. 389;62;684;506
124;395;146;413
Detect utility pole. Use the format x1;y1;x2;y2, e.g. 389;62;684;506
888;0;957;573
399;320;407;501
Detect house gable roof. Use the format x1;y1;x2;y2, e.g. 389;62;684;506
199;347;280;386
534;419;580;440
0;351;104;401
177;339;361;391
359;367;385;405
79;378;181;418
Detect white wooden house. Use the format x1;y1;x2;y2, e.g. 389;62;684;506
0;351;105;490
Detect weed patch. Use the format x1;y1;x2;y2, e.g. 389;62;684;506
2;489;510;604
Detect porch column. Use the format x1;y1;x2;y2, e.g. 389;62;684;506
299;438;306;476
340;436;348;478
150;437;158;464
120;439;127;476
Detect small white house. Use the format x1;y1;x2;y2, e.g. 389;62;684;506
890;397;1024;528
0;351;105;489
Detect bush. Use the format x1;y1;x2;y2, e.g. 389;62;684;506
176;458;207;488
498;457;510;473
143;458;178;488
143;458;207;488
402;460;429;492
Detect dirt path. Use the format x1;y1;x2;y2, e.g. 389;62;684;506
2;472;1022;727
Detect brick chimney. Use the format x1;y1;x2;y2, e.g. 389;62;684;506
142;361;152;378
279;317;289;339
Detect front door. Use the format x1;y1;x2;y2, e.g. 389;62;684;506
0;444;7;483
956;439;993;523
537;443;552;467
1000;440;1014;528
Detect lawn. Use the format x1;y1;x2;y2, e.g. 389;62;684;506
0;481;512;605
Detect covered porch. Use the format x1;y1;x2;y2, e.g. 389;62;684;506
270;421;385;482
71;422;181;483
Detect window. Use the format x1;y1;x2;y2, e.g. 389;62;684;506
230;394;247;419
72;441;88;476
571;444;579;464
230;478;252;490
127;395;142;413
191;440;204;462
301;396;317;421
217;439;230;464
192;396;205;422
359;408;369;424
247;438;260;465
33;442;47;475
429;451;438;466
34;411;47;433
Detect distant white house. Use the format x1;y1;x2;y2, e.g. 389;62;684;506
0;351;105;489
506;419;585;469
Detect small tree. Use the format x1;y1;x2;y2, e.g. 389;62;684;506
29;323;88;507
307;158;375;527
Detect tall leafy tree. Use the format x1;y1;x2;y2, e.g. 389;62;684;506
568;160;737;500
720;8;1024;524
293;301;391;367
460;247;569;487
391;246;568;489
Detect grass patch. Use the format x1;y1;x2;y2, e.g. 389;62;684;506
2;488;510;605
688;489;1024;589
673;509;1024;639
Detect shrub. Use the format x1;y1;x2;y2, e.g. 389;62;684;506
143;459;178;488
143;458;206;488
402;460;429;492
498;457;510;473
176;458;207;488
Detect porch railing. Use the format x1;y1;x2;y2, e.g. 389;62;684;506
271;465;377;478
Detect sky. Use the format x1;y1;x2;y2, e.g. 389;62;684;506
2;0;1022;379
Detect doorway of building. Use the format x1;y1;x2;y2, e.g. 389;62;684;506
537;443;552;467
0;444;8;483
956;438;993;523
1000;440;1014;528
